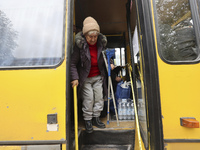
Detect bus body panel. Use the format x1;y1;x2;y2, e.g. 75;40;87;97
0;145;61;150
0;61;66;142
157;57;200;139
165;143;200;150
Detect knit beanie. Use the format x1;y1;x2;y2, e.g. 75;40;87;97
82;16;100;35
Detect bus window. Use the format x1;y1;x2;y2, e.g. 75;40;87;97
155;0;199;62
114;48;126;76
0;0;64;68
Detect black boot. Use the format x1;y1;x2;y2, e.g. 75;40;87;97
85;120;93;133
92;117;106;128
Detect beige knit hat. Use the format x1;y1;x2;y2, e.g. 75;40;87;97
82;16;100;35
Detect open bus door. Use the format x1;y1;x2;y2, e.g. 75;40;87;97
132;0;165;149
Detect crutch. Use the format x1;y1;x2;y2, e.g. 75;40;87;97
73;85;79;150
102;49;119;126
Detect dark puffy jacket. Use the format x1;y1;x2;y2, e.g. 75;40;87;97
70;32;108;98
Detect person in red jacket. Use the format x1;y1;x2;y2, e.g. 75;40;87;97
70;16;107;133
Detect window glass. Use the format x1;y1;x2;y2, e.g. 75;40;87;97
114;48;126;66
0;0;64;67
198;1;200;19
156;0;198;61
114;48;126;76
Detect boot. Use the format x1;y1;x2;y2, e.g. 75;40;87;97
92;117;106;128
84;120;93;133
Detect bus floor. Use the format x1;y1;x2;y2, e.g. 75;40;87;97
78;114;135;131
74;113;135;150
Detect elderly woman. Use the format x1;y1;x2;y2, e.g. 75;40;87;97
70;16;107;133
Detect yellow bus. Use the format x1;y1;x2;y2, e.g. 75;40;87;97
1;0;200;149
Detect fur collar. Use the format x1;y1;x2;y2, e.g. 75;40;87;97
75;32;107;49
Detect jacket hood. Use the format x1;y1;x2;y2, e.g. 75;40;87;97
75;32;107;49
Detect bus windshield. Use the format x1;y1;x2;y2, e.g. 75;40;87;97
0;0;65;68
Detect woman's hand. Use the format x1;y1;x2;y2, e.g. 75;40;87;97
110;64;115;70
71;80;79;88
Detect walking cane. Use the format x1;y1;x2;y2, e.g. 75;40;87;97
102;50;119;126
73;85;79;150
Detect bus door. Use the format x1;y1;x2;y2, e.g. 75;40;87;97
133;0;165;149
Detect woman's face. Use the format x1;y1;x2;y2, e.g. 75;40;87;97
85;32;98;45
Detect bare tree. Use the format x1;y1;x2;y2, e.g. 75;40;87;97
0;10;18;65
156;0;190;26
156;0;197;61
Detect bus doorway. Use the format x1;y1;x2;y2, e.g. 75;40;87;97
71;0;149;150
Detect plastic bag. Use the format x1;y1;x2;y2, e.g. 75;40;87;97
115;81;131;101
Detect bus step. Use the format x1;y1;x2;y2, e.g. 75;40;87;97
78;130;135;150
81;144;132;150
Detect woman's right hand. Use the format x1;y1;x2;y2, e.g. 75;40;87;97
71;80;79;88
